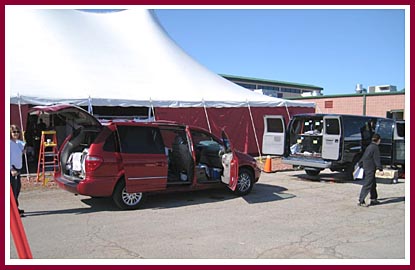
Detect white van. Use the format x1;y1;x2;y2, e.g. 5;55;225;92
262;114;405;179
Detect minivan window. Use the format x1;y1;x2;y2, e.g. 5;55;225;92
325;119;340;135
159;127;187;149
103;130;117;152
117;126;165;154
190;130;221;147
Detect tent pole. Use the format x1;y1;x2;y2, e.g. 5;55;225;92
315;103;323;113
202;99;212;133
17;94;30;180
149;98;156;121
88;96;93;115
246;100;262;162
284;103;291;120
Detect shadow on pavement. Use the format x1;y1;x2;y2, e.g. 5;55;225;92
292;171;404;186
293;171;354;183
23;197;119;217
145;183;293;209
377;196;405;205
243;183;295;204
24;182;295;215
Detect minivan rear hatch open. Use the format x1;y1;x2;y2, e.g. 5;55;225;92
29;104;104;188
29;104;102;129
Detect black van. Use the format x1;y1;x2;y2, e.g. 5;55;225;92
262;114;405;179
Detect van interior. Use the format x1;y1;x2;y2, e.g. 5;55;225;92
288;116;325;158
160;127;225;185
61;127;102;180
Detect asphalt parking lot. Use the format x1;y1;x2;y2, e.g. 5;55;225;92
9;169;406;261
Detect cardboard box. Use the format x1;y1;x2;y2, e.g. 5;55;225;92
376;169;398;180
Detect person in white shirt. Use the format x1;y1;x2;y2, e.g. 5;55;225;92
10;125;25;216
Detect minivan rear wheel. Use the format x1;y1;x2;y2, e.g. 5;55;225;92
112;179;146;210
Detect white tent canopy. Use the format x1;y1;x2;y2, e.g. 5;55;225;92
7;8;314;108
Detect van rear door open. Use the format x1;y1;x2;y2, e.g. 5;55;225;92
322;116;341;160
262;115;285;155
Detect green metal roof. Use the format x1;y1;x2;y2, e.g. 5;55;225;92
220;74;324;90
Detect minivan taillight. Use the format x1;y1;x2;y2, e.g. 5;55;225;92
85;155;103;172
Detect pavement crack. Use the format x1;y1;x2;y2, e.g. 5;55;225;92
86;216;144;259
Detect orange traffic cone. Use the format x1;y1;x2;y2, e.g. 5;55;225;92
264;155;272;173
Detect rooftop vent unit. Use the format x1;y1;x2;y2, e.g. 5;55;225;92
368;85;397;93
355;84;363;93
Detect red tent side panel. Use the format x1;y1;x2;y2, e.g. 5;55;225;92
10;104;30;131
10;104;313;155
156;106;314;155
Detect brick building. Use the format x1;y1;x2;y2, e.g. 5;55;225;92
221;74;404;120
288;91;405;120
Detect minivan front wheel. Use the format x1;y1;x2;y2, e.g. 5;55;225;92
113;179;146;210
234;168;254;196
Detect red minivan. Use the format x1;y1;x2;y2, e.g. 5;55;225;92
32;105;261;210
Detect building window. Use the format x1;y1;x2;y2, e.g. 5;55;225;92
281;87;301;94
236;82;256;89
386;110;404;120
325;100;333;108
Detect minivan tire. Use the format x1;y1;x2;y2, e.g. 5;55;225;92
112;179;146;210
234;167;254;196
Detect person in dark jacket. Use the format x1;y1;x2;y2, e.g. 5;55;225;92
358;133;384;207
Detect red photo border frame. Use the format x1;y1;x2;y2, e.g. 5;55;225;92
2;3;412;270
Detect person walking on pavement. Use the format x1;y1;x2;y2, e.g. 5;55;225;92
358;133;384;207
10;125;26;217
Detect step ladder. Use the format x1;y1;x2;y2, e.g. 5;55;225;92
36;130;59;185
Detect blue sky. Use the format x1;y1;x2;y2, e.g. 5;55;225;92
154;8;406;96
